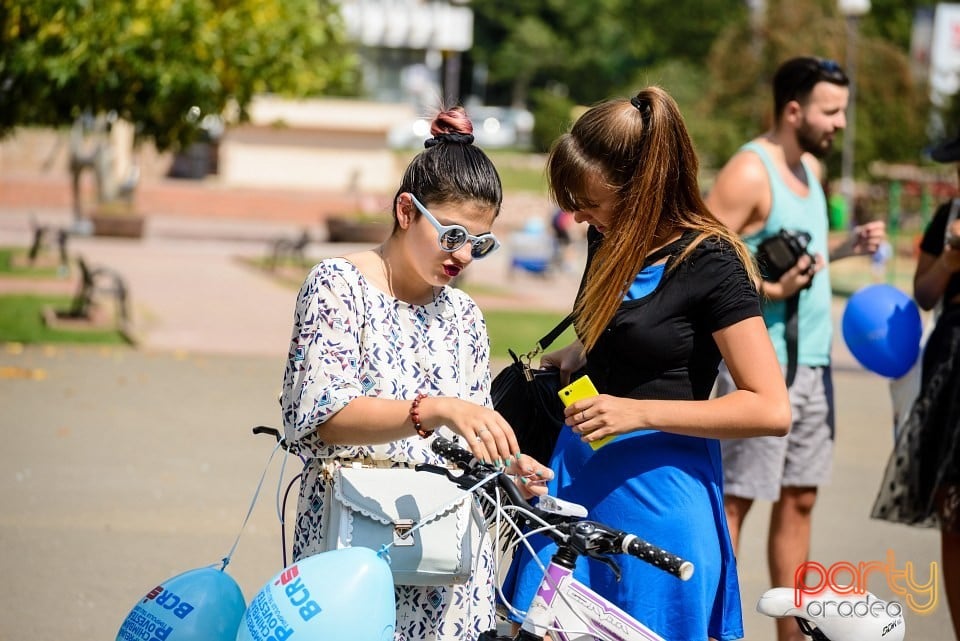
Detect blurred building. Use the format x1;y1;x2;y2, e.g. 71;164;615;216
338;0;474;108
215;1;477;194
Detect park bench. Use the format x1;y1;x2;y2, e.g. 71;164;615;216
68;255;131;331
267;229;311;271
27;217;71;273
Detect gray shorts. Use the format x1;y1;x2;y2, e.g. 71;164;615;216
717;364;835;502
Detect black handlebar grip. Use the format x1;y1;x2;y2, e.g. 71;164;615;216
430;435;476;468
252;425;282;441
621;534;694;581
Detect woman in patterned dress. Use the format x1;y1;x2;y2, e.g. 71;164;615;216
280;106;553;641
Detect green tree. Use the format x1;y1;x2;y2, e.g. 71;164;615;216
0;0;359;151
471;0;932;163
471;0;745;110
862;0;937;52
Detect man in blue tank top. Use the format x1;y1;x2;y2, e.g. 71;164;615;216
706;56;886;641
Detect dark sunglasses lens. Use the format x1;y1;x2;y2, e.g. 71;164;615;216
471;236;497;258
440;228;468;251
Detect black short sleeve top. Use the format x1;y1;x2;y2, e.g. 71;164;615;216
585;230;761;401
920;200;960;309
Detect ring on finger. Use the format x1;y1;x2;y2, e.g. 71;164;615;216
474;435;483;443
579;411;586;422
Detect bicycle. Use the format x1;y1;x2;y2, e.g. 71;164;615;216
253;427;904;641
417;435;693;641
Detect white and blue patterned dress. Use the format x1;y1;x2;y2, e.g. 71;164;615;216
281;257;497;641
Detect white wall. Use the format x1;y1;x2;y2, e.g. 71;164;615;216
218;96;416;192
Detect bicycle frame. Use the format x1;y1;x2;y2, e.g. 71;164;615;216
520;558;665;641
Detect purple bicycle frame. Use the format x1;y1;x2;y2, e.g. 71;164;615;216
519;560;665;641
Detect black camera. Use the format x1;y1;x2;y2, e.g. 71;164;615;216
755;229;816;282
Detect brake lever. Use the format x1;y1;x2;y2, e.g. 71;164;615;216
415;463;495;493
570;521;624;581
415;462;455;478
586;551;622;582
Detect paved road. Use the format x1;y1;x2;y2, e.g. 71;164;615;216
0;208;950;640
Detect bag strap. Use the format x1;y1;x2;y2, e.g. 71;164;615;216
510;313;574;369
536;314;574;351
784;294;800;387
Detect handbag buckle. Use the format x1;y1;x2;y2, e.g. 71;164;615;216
393;519;415;546
521;346;542;369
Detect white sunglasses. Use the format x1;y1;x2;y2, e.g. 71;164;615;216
409;194;501;259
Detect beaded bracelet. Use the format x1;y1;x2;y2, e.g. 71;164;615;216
409;393;433;438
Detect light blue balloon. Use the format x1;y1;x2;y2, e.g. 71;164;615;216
237;547;396;641
117;566;246;641
841;284;923;379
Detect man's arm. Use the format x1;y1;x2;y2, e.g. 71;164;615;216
828;220;886;261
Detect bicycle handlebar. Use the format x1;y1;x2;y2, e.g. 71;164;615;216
428;436;693;581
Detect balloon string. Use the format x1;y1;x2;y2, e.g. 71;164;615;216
221;439;284;571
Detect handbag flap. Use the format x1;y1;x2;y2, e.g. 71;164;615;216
334;467;469;526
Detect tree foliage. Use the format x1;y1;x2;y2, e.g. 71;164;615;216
702;0;929;174
0;0;359;151
470;0;746;109
472;0;933;170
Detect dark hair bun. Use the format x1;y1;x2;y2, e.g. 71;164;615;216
424;132;475;148
431;106;473;136
425;107;475;148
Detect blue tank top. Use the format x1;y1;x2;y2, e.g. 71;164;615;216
739;142;832;366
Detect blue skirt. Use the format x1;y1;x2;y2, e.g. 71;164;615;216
503;427;743;641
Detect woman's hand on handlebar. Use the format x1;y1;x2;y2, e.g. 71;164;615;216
541;339;587;386
419;397;520;465
505;453;554;499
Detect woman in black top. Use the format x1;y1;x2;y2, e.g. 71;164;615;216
872;134;960;638
506;87;790;641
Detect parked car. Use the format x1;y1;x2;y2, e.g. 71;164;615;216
387;105;534;150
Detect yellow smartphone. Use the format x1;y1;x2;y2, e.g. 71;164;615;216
557;375;614;450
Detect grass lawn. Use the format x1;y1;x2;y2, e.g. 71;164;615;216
484;309;575;360
486;151;548;194
0;294;128;345
0;247;64;278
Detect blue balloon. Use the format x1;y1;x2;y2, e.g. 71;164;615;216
237;547;395;641
117;566;246;641
841;284;923;378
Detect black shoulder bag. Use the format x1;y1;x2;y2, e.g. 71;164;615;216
491;314;574;464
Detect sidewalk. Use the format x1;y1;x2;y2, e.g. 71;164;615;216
0;208;583;356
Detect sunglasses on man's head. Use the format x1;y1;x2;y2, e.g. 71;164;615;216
409;194;500;259
786;58;846;101
815;58;842;74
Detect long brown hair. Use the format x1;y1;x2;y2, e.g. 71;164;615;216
548;86;759;352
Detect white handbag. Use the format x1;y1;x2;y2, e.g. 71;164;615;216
323;464;477;586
